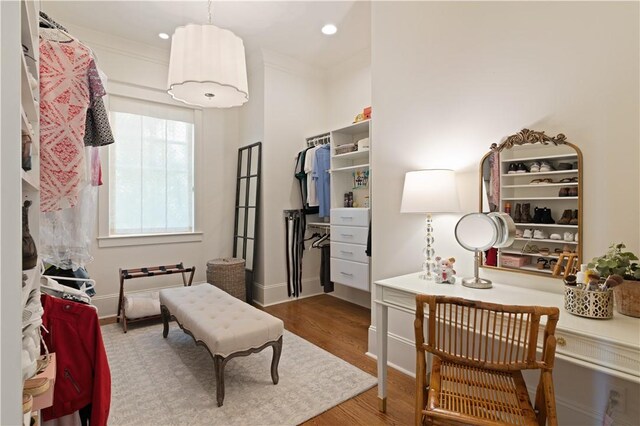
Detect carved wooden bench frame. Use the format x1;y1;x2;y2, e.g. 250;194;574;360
160;304;283;407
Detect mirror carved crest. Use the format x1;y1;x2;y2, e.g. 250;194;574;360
480;129;583;279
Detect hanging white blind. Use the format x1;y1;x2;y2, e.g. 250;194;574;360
109;96;195;235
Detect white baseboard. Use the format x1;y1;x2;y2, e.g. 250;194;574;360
252;278;325;307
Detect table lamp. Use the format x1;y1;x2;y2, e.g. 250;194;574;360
401;169;460;280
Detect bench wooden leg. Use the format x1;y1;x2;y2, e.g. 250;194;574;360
161;305;170;338
213;355;226;407
271;335;283;385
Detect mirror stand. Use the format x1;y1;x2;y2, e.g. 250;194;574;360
462;251;493;289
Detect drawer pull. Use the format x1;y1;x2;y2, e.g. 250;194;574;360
340;272;354;277
557;337;567;347
340;250;354;255
340;216;353;219
340;234;354;237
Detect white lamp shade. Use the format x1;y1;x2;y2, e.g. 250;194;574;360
167;24;249;108
400;169;460;213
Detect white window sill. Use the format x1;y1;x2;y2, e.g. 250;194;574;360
97;232;203;248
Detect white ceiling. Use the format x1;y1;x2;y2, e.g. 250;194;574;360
42;0;371;68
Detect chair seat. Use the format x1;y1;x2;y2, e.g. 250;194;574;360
425;357;538;426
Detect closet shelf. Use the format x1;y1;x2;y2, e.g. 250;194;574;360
332;150;369;161
500;249;560;259
21;54;38;123
331;164;370;173
20;0;37;60
514;223;578;229
507;265;554;275
22;169;39;191
333;119;370;135
502;196;578;201
514;237;578;244
501;153;578;163
501;170;578;178
502;183;578;189
21;265;40;308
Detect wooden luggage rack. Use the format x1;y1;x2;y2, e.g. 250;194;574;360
117;263;195;333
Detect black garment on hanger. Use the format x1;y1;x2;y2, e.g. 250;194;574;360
320;245;333;293
294;148;319;215
366;221;372;257
284;209;306;298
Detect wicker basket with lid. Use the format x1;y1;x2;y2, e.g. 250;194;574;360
206;258;246;301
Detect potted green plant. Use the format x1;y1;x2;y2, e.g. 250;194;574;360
588;243;640;318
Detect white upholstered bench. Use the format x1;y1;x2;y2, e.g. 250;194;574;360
159;284;284;406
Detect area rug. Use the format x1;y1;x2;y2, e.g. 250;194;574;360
101;322;376;425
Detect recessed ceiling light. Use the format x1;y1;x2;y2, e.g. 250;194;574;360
321;24;337;35
159;32;170;40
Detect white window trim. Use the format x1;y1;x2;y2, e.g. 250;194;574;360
98;81;204;248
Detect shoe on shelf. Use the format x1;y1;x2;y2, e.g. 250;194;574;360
529;161;541;173
539;247;550;256
569;187;578;197
562;244;573;253
539;161;554;172
541;207;555;224
574;233;579;242
523;229;533;239
563;232;574;241
549;259;558;270
549;233;562;240
533;229;549;239
537;258;548;270
557;162;573;170
515;229;524;238
507;163;518;174
569;209;579;225
558;187;569;197
513;203;522;223
515;162;528;173
522;244;539;253
557;209;572;224
521;203;532;223
532;207;543;224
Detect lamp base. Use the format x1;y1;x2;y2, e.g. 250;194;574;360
461;277;492;289
418;272;433;281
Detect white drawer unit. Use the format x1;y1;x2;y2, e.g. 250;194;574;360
331;225;369;245
331;242;370;264
330;208;369;227
330;208;370;291
330;258;370;292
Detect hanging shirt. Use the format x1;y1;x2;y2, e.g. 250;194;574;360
304;146;320;207
312;145;331;218
40;37;97;212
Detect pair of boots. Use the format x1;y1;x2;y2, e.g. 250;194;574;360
513;203;532;223
558;209;578;225
532;207;555;224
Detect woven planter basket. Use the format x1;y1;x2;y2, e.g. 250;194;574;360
207;258;246;302
564;286;613;319
613;280;640;318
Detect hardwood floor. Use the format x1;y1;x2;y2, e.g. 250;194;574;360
261;295;415;426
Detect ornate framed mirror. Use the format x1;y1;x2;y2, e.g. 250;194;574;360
479;129;583;278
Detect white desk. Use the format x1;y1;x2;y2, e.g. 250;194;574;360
374;272;640;412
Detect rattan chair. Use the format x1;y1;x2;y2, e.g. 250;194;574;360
414;295;560;426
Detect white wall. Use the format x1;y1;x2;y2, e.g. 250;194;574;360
253;50;328;305
369;2;639;424
326;48;371;130
51;23;241;316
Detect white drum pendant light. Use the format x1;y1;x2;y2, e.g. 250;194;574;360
167;1;248;108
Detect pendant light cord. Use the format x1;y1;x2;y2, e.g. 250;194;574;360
207;0;213;24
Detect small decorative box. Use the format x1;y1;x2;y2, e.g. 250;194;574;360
500;254;530;268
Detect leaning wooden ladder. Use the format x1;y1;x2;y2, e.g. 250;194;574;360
117;263;196;333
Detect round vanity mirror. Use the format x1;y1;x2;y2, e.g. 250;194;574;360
455;212;516;289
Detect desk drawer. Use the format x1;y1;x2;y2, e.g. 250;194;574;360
331;258;369;291
331;225;369;244
381;286;416;311
330;208;369;227
331;242;369;264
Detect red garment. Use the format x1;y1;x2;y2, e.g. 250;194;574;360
41;294;111;426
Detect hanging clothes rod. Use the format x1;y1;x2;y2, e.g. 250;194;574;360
307;222;330;229
305;133;330;147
